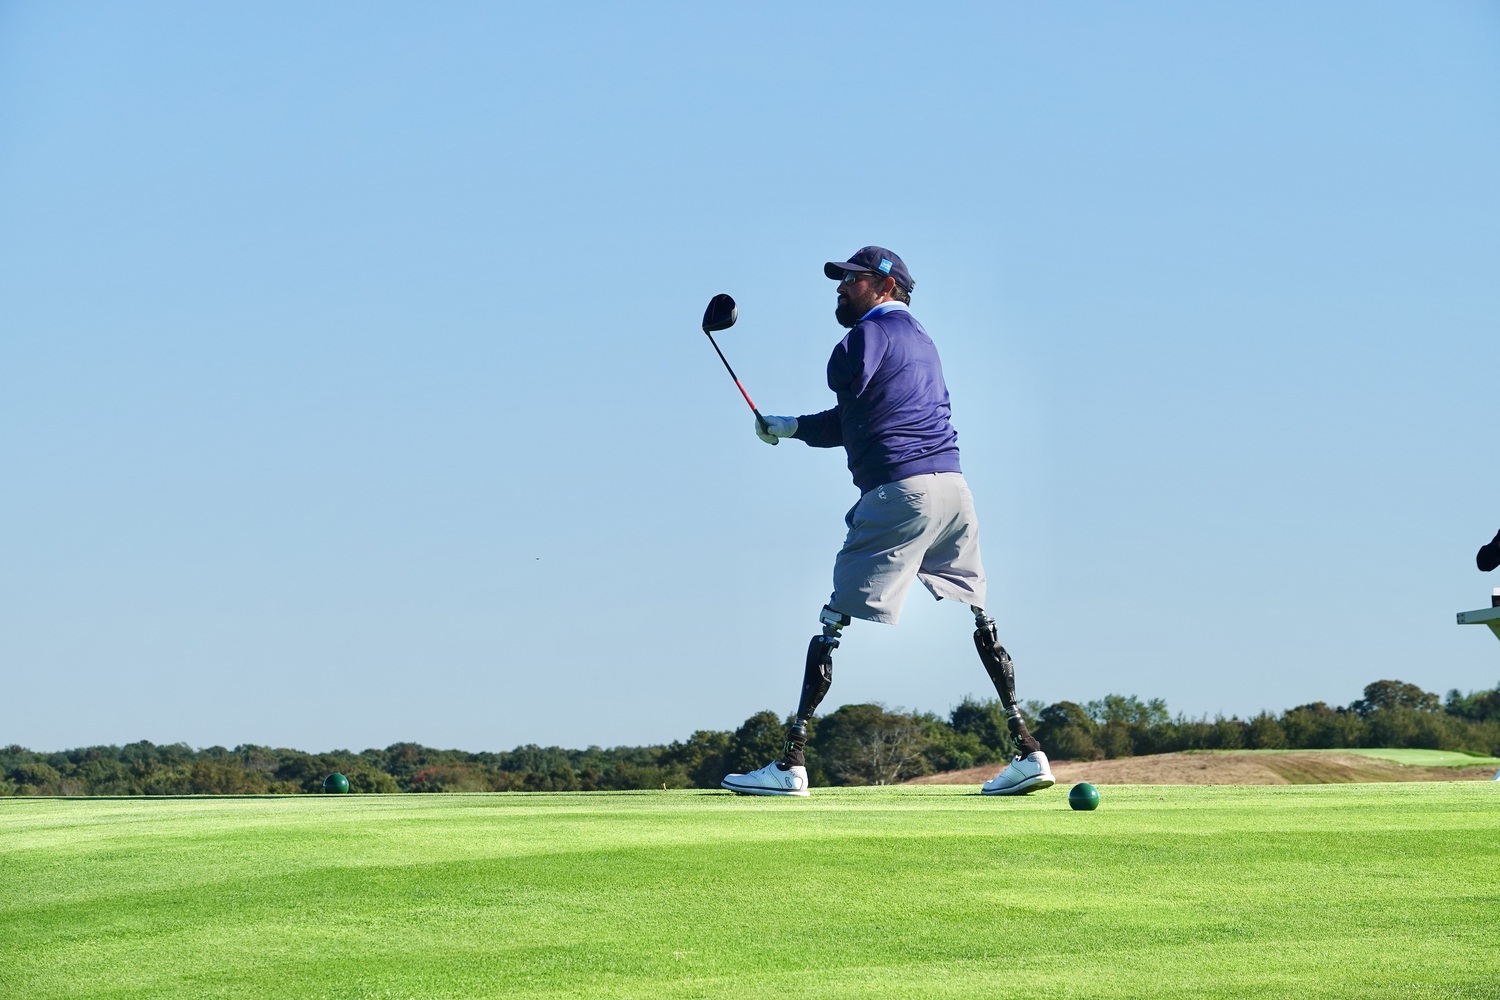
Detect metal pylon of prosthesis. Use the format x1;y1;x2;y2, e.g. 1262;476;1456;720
972;607;1030;750
785;605;850;756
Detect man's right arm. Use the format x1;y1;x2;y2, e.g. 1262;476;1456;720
793;408;842;448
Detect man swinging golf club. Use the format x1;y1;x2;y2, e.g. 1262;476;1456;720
721;246;1054;797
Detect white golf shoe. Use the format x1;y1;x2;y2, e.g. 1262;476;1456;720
721;760;810;797
981;751;1055;796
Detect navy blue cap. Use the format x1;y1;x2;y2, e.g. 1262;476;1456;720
824;246;914;292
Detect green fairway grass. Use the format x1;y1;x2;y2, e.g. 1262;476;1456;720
1212;748;1500;768
1339;747;1500;768
3;785;1498;999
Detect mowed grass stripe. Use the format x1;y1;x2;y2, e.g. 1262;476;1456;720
2;786;1497;999
1237;748;1500;767
1196;747;1500;772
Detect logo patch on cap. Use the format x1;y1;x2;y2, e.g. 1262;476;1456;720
878;258;892;274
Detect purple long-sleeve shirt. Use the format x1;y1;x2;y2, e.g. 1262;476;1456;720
793;302;962;494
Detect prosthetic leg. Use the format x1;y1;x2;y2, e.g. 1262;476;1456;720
781;605;849;769
720;605;848;795
972;606;1043;758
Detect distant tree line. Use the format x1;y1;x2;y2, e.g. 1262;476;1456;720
4;678;1498;795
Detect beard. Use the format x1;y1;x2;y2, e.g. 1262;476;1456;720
834;296;864;328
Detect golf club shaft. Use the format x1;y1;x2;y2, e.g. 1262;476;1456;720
704;332;770;434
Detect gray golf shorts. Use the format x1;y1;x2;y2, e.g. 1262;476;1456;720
829;472;987;625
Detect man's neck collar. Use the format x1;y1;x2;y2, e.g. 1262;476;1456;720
861;300;910;321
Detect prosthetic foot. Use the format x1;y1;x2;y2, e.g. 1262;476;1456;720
720;760;809;796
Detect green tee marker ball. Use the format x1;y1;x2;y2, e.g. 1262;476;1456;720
323;772;350;794
1068;782;1099;810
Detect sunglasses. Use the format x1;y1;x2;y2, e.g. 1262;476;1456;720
839;271;878;285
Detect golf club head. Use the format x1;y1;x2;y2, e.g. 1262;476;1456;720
701;293;737;333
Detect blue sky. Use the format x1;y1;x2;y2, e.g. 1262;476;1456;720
3;2;1498;753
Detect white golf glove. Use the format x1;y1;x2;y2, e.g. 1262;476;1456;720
755;414;798;445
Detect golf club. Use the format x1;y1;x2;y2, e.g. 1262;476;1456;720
700;293;774;443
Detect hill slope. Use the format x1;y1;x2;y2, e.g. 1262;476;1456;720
910;749;1500;785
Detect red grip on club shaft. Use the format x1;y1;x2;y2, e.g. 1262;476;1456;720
734;380;758;411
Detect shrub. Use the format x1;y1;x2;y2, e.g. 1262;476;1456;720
1445;683;1500;723
1246;712;1287;749
1206;717;1248;750
659;729;733;789
410;764;502;792
1034;702;1102;761
722;711;787;776
9;762;63;794
812;704;932;785
949;697;1013;755
918;712;992;772
189;761;269;794
1281;702;1364;749
1352;680;1440;718
347;769;400;794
